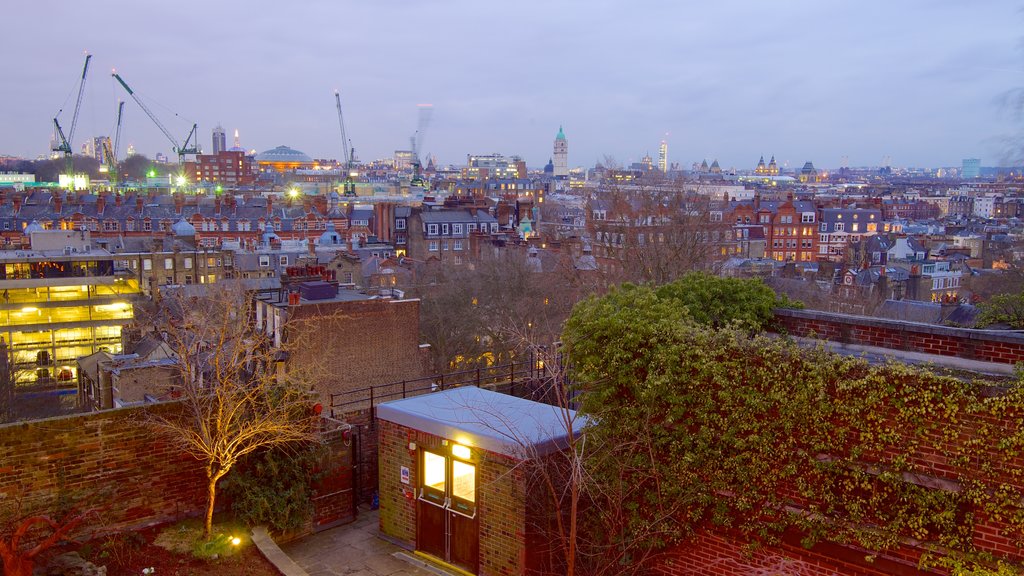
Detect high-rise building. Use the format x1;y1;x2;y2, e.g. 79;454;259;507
126;144;136;157
658;140;668;173
212;125;227;155
553;126;568;177
92;136;112;164
962;158;981;179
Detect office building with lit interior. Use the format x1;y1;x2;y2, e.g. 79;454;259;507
0;229;139;418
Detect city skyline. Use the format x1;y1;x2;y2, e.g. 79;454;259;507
2;0;1022;169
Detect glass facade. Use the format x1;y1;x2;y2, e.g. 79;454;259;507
0;258;139;387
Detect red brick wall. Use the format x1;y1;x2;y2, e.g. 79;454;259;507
658;531;924;576
652;309;1024;575
773;308;1024;364
0;403;205;532
289;298;427;406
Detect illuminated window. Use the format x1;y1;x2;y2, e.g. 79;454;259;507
423;451;446;493
184;258;193;270
143;259;152;271
452;460;475;504
164;258;173;270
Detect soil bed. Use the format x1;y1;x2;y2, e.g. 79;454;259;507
71;522;282;576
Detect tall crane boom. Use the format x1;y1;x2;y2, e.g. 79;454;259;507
105;101;125;187
67;54;92;151
113;100;125;161
52;53;92;183
334;90;351;168
112;71;197;165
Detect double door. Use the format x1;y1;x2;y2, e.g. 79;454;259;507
417;447;478;574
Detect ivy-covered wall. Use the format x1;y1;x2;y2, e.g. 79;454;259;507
564;283;1024;575
773;308;1024;365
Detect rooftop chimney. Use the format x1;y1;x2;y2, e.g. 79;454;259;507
266;195;274;216
214;196;222;217
53;192;62;213
174;193;184;215
13;194;22;216
136;195;144;213
115;193;122;207
96;194;106;216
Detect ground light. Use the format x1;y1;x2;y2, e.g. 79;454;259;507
230;537;241;546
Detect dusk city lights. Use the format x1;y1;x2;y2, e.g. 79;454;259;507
2;2;1024;576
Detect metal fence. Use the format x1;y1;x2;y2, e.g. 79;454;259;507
329;356;551;419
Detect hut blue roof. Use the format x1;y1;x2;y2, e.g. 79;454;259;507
377;387;583;458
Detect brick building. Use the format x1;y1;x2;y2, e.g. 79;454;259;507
728;194;818;262
184;150;256;187
254;284;427;405
377;386;583;575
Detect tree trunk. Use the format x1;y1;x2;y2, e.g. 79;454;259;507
205;475;218;539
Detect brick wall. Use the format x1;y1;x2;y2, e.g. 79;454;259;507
0;403;205;532
289;298;427;406
773;308;1024;364
654;309;1024;575
378;419;527;576
658;531;922;576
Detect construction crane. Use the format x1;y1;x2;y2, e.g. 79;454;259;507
409;104;433;189
111;71;198;167
51;53;92;185
101;101;125;188
334;90;357;197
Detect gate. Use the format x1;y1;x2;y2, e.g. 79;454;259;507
311;418;356;530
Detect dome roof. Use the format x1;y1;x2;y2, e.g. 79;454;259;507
23;220;44;234
171;219;196;237
255;145;313;164
262;230;281;245
319;221;343;246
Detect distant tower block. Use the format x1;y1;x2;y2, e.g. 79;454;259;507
553;126;568;177
233;129;242;150
658;140;668;173
212;125;226;155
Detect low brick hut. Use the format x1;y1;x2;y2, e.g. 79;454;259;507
377;386;581;576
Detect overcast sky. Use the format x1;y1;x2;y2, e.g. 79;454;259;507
3;1;1022;170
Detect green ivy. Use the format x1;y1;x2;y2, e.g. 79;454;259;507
563;285;1024;573
220;443;327;533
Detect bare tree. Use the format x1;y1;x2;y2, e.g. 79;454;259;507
587;181;730;287
417;248;579;371
142;284;324;538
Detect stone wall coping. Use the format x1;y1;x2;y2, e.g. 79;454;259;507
774;307;1024;346
0;399;176;433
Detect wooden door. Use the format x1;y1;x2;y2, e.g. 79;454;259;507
416;449;447;560
415;447;480;574
448;458;478;573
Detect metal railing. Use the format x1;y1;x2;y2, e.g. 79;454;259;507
328;356;550;419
